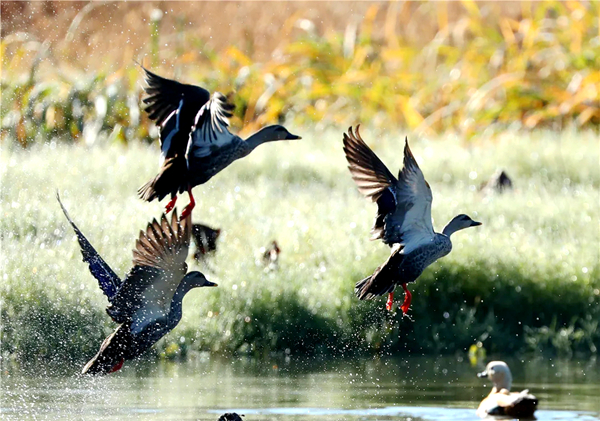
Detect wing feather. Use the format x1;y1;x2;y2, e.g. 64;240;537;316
189;92;236;159
56;193;121;301
108;210;192;322
343;127;435;248
141;66;210;127
394;139;435;252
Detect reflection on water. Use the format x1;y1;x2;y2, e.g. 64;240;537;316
1;356;599;421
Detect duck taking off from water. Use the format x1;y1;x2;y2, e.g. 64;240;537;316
57;193;217;375
343;126;481;315
477;361;538;419
138;67;301;217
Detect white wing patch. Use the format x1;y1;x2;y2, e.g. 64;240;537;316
189;93;235;159
395;141;436;253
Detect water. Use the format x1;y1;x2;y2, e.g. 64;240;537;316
2;356;599;421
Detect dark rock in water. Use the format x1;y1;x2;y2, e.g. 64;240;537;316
218;413;244;421
192;223;221;263
481;169;513;193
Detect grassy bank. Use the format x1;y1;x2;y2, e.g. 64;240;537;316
1;129;598;369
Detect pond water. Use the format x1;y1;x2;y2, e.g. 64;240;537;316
1;356;599;421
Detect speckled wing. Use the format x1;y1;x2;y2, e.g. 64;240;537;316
188;92;236;159
141;66;210;128
107;210;191;324
394;139;435;253
57;192;121;301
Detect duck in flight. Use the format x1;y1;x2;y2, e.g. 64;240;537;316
343;126;481;315
57;193;217;375
138;67;301;218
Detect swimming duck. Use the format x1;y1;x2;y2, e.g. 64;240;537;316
343;126;481;314
477;361;538;419
138;67;301;217
57;193;217;375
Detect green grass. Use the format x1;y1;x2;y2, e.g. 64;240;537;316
1;128;599;369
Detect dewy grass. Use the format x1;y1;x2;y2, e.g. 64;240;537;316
1;129;598;368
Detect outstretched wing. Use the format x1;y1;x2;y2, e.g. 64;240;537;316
343;126;402;244
188;92;236;159
141;66;210;128
394;139;435;252
343;126;434;249
57;192;121;301
107;210;192;325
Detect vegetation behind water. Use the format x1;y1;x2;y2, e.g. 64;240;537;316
2;1;598;148
1;130;598;369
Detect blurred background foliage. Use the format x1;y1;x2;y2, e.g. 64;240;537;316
1;0;598;147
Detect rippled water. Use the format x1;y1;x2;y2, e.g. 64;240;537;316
2;356;599;420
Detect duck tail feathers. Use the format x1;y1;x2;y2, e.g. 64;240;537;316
138;177;161;202
82;324;132;376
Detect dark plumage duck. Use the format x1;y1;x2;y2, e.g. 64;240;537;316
477;361;538;419
191;223;221;263
138;67;301;217
57;194;216;375
343;126;481;314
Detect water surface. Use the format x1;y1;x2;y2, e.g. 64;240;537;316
2;356;598;420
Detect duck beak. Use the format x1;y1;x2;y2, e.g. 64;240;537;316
285;132;302;140
471;221;482;227
477;370;488;378
204;280;218;287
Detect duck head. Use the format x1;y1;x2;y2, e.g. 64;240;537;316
478;361;513;392
182;271;218;289
442;214;482;236
246;125;301;149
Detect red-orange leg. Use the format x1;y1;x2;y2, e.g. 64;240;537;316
400;283;412;314
386;292;394;311
165;196;178;213
181;187;196;219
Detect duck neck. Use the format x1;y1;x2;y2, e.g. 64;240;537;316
167;280;195;329
442;219;459;237
244;128;274;151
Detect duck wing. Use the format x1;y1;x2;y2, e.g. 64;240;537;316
343;126;435;250
108;211;192;325
57;193;121;301
142;66;210;128
343;126;399;244
188;92;237;159
393;138;435;252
